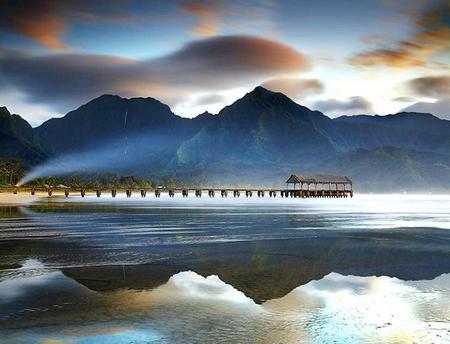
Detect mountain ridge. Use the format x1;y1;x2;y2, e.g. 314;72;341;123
1;87;449;191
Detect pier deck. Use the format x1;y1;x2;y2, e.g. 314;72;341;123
14;187;353;198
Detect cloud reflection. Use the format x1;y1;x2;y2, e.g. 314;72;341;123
1;260;449;343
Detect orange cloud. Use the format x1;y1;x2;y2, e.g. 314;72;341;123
0;1;74;51
182;2;222;36
349;0;449;69
0;1;135;51
16;13;72;51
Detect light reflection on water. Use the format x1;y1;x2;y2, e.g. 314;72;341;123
0;195;449;343
0;259;449;343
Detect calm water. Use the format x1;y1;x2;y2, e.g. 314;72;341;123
0;194;449;343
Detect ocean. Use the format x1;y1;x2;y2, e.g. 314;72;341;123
1;194;449;343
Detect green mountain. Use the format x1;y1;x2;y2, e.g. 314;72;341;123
169;87;337;184
1;87;449;191
0;106;48;164
34;95;212;175
315;146;450;192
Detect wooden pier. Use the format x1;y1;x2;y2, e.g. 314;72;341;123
18;187;353;198
15;174;354;199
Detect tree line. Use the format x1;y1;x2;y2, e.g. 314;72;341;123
0;159;25;186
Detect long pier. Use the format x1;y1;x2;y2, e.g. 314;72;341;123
15;187;353;198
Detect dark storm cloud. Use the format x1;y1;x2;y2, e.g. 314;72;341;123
0;0;135;51
349;0;449;68
0;35;309;111
313;96;374;115
261;78;324;100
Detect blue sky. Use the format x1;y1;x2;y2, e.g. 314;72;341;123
0;0;448;125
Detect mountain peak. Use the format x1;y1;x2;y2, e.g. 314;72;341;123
0;106;11;116
234;85;296;107
248;86;280;98
252;85;272;93
198;111;214;117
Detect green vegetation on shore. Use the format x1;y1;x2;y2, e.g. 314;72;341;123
0;159;25;186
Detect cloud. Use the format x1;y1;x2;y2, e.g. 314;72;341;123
0;35;309;112
180;0;277;39
392;96;415;103
0;1;136;51
182;2;222;36
313;96;374;115
260;78;324;100
192;93;226;106
400;75;450;119
0;1;72;51
407;75;450;98
349;0;450;68
401;98;450;120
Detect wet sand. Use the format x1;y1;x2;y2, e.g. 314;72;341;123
0;191;41;205
0;190;99;205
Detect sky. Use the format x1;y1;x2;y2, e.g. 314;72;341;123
0;0;449;126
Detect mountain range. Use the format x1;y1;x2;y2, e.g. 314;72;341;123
1;87;450;192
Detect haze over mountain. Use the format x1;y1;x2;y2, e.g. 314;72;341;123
1;87;449;192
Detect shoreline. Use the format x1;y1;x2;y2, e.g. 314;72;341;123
1;190;450;206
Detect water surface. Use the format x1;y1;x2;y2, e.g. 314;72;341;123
1;195;449;343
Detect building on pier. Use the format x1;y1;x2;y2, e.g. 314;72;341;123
286;174;352;191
